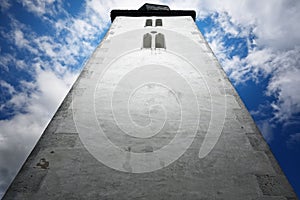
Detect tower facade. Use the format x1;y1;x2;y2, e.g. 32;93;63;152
4;4;297;199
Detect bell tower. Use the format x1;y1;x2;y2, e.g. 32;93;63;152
4;4;296;199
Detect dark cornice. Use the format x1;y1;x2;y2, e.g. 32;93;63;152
110;4;196;22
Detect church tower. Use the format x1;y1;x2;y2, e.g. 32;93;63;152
4;4;297;199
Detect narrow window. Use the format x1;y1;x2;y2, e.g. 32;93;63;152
143;33;152;48
155;33;165;49
155;19;162;26
145;19;152;27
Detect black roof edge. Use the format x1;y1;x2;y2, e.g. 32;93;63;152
110;10;196;22
138;3;170;11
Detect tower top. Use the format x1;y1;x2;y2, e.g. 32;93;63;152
110;3;196;22
138;3;170;11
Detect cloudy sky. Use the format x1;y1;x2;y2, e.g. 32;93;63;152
0;0;299;198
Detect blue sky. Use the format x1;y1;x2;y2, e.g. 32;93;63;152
0;0;300;198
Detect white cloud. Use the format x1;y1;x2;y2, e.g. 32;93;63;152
17;0;58;17
213;12;240;37
0;80;15;95
0;53;28;72
0;0;11;12
257;120;274;142
198;0;300;127
219;48;275;84
15;59;27;69
267;47;300;122
14;30;27;47
12;29;39;54
0;55;10;71
197;0;300;50
287;132;300;150
34;36;57;57
216;45;300;124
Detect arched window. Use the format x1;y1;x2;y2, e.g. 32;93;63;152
143;33;152;48
155;33;165;49
145;19;152;27
155;19;162;26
